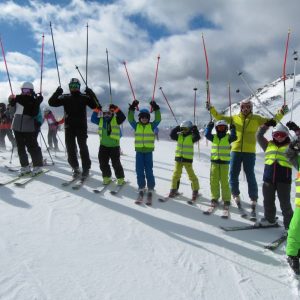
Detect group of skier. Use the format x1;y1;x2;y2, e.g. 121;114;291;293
1;77;300;276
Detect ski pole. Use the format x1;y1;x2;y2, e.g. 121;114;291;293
50;22;61;87
123;61;139;110
40;33;45;95
150;55;160;112
56;131;65;151
86;23;89;87
106;48;113;104
228;83;232;121
9;145;14;164
202;33;212;120
283;29;291;106
159;87;179;125
75;65;87;86
291;50;298;121
40;131;55;165
0;36;14;95
193;88;197;124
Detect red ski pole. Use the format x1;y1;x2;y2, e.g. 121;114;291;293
123;61;139;110
283;29;291;106
150;55;160;112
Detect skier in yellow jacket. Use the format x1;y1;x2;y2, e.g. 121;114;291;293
207;99;288;210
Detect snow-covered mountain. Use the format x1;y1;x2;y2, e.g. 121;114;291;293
0;75;300;299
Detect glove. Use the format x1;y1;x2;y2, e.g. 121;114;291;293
229;123;236;130
36;94;43;103
207;121;214;129
109;104;119;113
55;87;63;96
290;139;300;151
280;104;289;115
264;119;277;127
8;94;15;103
129;100;139;111
150;101;160;111
206;101;211;111
93;108;101;113
286;121;300;132
191;125;198;132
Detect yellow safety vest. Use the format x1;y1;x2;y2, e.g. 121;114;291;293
296;155;300;206
211;134;231;161
265;142;292;168
135;123;155;150
175;134;194;160
98;117;120;141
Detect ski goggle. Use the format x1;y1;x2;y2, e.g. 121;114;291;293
216;125;227;131
69;82;80;90
21;88;33;94
180;127;190;133
272;132;287;139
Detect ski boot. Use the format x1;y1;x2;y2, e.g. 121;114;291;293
232;195;241;208
135;189;144;205
146;189;153;206
18;165;31;176
81;169;90;180
287;256;300;275
168;189;179;198
72;167;81;179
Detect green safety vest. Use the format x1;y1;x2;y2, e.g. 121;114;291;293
175;134;194;160
135;123;155;150
296;155;300;206
211;134;231;161
264;142;292;168
98;117;120;141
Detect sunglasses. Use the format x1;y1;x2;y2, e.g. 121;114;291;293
21;88;32;94
272;132;287;139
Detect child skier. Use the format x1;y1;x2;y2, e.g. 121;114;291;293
168;120;201;202
257;120;293;229
128;100;161;205
204;120;237;215
285;121;300;275
91;104;126;186
0;102;16;150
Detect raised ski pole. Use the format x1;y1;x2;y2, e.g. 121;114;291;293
123;61;139;110
228;83;232;121
86;23;89;87
106;48;113;104
40;33;45;94
291;50;298;121
202;33;212;120
50;22;61;87
159;87;179;125
75;65;87;86
193;88;200;159
283;29;291;106
150;55;160;112
0;36;14;95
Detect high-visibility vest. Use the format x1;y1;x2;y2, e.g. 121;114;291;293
135;123;155;150
175;134;194;160
296;155;300;206
211;134;231;161
264;142;292;168
98;117;120;141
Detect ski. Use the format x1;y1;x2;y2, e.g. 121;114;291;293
0;173;32;186
158;192;182;203
72;176;90;190
5;165;20;172
220;222;280;232
93;180;115;194
203;204;218;215
14;169;49;187
62;176;81;187
110;181;127;195
264;233;287;250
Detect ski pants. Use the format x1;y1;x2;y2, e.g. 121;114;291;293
135;152;155;190
263;181;293;229
171;161;199;192
14;131;43;167
286;207;300;257
210;162;231;202
229;151;258;201
98;145;124;179
48;127;58;149
0;128;16;149
65;128;91;172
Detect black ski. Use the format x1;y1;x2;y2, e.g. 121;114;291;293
62;176;81;187
72;176;89;190
110;181;127;195
203;205;218;215
93;180;115;194
14;169;49;187
158;192;182;203
264;233;287;250
220;222;280;232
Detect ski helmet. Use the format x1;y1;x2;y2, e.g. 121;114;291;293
180;120;193;129
21;82;34;90
138;108;150;122
0;102;6;112
215;119;228;132
69;78;81;91
272;123;289;140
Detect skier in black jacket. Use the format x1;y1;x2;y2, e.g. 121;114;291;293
48;78;100;178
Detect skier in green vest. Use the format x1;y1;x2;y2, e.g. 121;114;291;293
285;121;300;275
168;120;200;201
205;120;237;212
91;104;126;186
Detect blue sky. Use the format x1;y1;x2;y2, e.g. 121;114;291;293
0;0;300;125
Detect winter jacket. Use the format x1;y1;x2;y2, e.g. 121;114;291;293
128;109;161;153
44;111;63;130
10;94;43;132
91;109;126;147
170;125;200;163
48;91;98;130
0;109;12;129
210;106;284;153
257;125;292;184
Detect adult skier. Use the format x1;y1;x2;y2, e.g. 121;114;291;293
206;99;288;210
48;78;100;179
257;121;293;229
9;82;44;175
91;104;126;186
